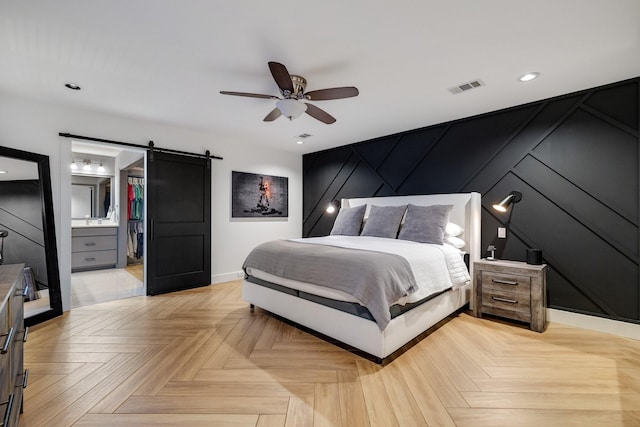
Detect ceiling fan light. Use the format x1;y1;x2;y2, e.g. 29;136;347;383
276;99;307;120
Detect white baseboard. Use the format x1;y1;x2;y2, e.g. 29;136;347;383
548;308;640;341
210;271;245;285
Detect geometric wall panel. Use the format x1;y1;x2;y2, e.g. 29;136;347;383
303;77;640;324
584;81;639;130
534;109;638;221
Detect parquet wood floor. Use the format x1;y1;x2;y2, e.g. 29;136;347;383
20;280;640;426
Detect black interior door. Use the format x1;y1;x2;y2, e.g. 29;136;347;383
146;151;211;295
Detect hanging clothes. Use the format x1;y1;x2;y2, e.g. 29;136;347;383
127;221;144;261
127;176;145;263
127;177;144;220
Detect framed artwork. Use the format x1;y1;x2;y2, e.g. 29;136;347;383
231;171;288;218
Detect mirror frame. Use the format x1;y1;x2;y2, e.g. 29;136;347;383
0;146;63;326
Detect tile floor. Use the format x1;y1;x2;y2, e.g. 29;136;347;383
71;266;144;308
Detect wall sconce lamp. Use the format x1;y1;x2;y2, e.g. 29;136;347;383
492;191;522;212
70;159;78;170
326;200;340;214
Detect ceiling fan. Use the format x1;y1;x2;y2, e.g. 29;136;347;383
220;61;359;124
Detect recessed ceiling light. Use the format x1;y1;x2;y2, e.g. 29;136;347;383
296;140;304;145
0;170;7;174
519;72;540;82
65;83;81;90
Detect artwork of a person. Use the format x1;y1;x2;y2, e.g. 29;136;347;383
257;176;270;210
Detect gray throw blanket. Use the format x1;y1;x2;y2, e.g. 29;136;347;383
242;240;417;329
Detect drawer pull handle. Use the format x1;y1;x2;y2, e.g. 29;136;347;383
19;369;29;389
85;257;96;262
0;393;13;426
0;393;14;427
1;328;14;354
22;327;29;343
492;279;518;286
492;296;517;304
85;242;96;246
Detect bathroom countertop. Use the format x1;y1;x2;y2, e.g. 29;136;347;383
71;220;119;228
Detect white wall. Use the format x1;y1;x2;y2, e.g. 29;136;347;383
0;92;302;311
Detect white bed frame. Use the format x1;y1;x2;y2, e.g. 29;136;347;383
242;192;481;360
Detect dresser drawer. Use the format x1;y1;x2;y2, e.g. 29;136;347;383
9;329;25;427
8;289;23;343
72;250;117;269
0;264;26;427
72;235;117;253
0;304;9;400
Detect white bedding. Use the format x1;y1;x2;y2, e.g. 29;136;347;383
246;235;470;307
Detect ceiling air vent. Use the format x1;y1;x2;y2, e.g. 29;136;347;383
297;133;312;139
448;79;484;94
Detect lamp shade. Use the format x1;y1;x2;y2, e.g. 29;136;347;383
326;200;340;214
276;99;307;120
492;191;522;212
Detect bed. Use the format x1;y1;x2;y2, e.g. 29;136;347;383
242;193;481;361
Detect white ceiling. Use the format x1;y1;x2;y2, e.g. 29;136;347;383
1;1;639;155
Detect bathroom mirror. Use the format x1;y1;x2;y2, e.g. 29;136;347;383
0;146;63;326
71;174;114;219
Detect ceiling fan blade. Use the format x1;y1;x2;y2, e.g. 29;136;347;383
263;108;282;122
220;91;277;99
304;103;336;124
268;61;294;94
305;86;359;101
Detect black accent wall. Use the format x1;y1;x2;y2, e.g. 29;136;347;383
303;77;640;324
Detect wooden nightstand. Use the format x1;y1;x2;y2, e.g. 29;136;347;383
473;259;547;332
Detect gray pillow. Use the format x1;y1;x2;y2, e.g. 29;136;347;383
398;204;453;244
330;204;366;236
360;205;407;239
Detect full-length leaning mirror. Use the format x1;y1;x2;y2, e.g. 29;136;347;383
0;146;63;326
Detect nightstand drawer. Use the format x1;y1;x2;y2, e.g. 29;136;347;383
481;292;531;322
482;271;531;296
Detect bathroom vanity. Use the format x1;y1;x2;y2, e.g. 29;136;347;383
71;222;118;272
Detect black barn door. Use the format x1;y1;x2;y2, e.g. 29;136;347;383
146;151;211;295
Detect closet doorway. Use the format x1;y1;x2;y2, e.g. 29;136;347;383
123;163;144;286
70;142;146;308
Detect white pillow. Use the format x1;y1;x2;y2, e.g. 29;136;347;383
446;222;464;237
445;235;466;249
